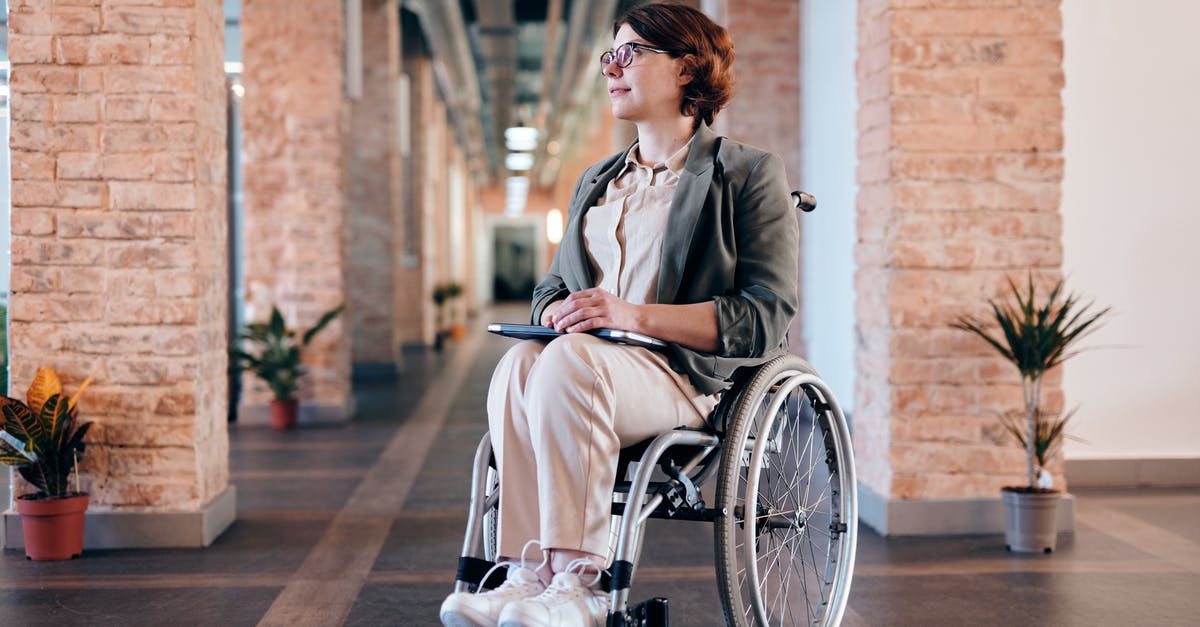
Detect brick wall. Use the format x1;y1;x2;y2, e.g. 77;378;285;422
855;0;1066;500
347;0;402;366
240;0;352;411
7;0;229;508
393;54;436;346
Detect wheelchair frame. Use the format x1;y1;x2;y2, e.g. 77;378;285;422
453;354;858;627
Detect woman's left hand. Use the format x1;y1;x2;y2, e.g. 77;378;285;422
550;288;641;334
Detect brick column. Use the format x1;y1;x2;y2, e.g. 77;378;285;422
3;0;234;548
855;0;1068;534
394;51;437;346
347;0;403;376
240;0;353;420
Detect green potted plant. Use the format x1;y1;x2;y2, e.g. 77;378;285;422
0;366;96;560
432;283;453;350
230;304;343;430
446;281;466;340
953;275;1109;553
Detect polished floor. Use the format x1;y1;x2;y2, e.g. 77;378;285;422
2;311;1198;626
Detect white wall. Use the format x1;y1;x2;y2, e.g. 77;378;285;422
800;0;858;413
1062;0;1200;459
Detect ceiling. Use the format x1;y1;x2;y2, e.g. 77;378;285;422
405;0;642;187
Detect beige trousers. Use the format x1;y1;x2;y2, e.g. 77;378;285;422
488;333;718;559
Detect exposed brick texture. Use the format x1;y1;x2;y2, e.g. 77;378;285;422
240;0;352;409
392;54;437;346
7;0;229;509
855;0;1066;500
390;45;477;349
346;0;403;365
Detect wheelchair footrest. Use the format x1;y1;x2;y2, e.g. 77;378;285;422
608;597;669;627
455;556;506;590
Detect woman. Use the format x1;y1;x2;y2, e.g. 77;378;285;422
441;3;797;626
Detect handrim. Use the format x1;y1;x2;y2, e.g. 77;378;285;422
714;355;857;627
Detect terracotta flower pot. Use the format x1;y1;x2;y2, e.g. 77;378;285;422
17;493;89;561
269;398;299;431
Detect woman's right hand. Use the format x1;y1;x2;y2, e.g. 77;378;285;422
540;300;565;328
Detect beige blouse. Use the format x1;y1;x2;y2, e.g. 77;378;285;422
581;138;719;416
582;140;690;305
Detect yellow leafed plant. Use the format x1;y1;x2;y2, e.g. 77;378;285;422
26;366;62;416
0;365;98;499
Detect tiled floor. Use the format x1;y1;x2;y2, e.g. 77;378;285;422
2;309;1198;626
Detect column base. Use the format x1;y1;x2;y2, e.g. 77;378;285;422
352;362;400;383
2;485;237;550
857;482;1075;537
237;394;358;426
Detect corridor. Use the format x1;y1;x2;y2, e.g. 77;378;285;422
2;307;1197;626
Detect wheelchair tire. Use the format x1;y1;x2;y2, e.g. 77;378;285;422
714;355;857;626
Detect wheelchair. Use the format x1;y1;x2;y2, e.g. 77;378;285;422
453;193;858;627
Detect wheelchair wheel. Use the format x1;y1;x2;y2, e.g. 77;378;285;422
714;355;857;626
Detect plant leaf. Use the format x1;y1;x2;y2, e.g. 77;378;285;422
67;364;100;412
64;421;93;458
0;398;44;456
39;395;73;450
0;430;37;463
26;367;62;416
269;307;286;339
302;304;344;346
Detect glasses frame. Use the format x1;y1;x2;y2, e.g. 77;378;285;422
600;42;674;72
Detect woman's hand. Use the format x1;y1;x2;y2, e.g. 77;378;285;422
549;288;641;334
540;300;565;328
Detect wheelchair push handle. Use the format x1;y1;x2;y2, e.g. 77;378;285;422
791;191;817;213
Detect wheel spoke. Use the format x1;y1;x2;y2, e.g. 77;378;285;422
717;364;856;627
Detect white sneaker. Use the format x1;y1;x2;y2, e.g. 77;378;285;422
497;559;610;627
441;565;546;627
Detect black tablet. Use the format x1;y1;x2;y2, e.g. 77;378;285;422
487;323;667;350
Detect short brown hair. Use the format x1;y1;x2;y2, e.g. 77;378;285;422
614;2;735;128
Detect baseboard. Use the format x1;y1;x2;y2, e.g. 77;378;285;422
2;485;237;550
1066;457;1200;488
352;362;399;383
857;482;1075;537
237;394;358;426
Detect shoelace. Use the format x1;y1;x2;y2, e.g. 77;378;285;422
528;556;611;605
563;557;609;589
475;539;549;594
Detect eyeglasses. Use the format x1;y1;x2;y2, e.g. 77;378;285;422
599;42;673;72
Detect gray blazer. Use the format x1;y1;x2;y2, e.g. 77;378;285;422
531;123;799;395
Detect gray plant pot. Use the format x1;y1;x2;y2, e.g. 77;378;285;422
1001;488;1061;554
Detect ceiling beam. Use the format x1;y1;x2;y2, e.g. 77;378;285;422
474;0;516;179
402;0;490;181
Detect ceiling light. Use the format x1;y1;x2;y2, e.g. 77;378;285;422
506;153;534;171
506;176;529;216
546;209;564;245
505;126;538;152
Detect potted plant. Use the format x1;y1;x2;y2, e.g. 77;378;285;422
446;282;466;340
230;304;343;430
953;275;1109;553
432;283;452;350
0;366;96;560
